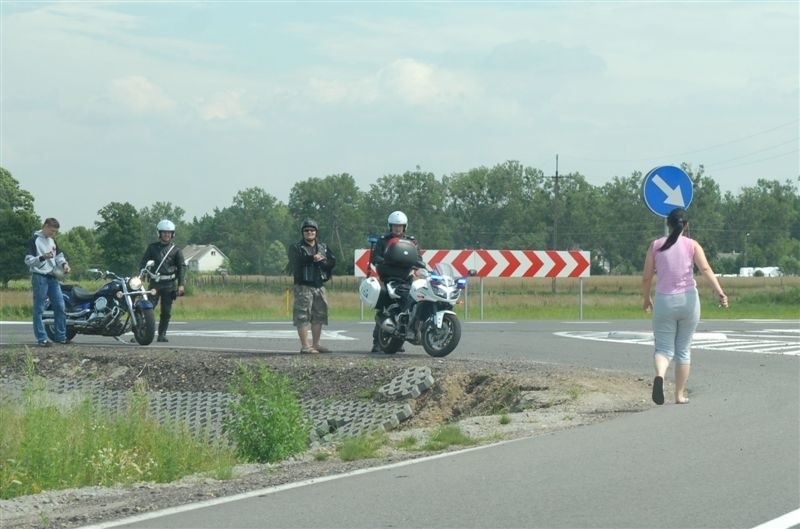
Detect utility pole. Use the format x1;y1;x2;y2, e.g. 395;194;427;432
551;154;560;294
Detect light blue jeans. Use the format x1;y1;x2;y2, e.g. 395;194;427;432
653;287;700;365
31;273;66;343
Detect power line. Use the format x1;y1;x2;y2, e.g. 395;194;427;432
559;119;799;164
702;138;798;166
704;148;799;172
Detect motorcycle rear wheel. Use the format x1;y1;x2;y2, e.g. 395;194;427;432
45;325;77;343
422;313;461;357
132;308;156;345
376;328;405;354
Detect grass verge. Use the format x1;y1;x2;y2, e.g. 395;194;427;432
0;354;238;500
2;276;796;321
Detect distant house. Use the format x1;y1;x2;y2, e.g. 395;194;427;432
182;244;228;273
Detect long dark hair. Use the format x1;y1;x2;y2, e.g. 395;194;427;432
659;208;688;252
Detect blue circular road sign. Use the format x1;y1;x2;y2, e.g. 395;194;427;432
642;165;693;217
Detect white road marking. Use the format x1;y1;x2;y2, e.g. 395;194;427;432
556;330;800;356
166;329;356;341
72;437;523;529
751;507;800;529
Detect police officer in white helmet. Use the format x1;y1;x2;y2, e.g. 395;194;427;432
139;220;186;342
369;211;425;353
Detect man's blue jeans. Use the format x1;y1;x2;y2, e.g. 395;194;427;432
31;273;66;343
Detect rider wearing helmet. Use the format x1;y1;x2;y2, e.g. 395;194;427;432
369;211;425;352
139;219;186;342
288;218;337;354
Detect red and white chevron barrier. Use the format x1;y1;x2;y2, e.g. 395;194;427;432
354;249;590;278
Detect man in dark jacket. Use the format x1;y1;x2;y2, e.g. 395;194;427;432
369;210;425;352
288;218;336;354
139;219;186;342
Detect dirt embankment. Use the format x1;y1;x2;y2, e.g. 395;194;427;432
0;345;652;529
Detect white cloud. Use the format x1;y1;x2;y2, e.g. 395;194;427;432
108;75;174;114
196;91;251;121
2;2;796;230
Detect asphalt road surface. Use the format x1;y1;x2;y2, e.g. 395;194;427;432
2;318;798;528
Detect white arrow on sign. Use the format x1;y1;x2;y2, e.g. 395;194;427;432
652;174;686;207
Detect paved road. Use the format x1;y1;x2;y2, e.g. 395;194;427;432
2;319;798;528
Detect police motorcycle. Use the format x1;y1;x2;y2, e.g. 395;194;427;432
43;261;158;345
360;240;467;357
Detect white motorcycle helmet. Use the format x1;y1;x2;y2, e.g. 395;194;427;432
387;210;408;230
157;219;176;236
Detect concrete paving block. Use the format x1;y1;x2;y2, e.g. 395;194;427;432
378;366;434;401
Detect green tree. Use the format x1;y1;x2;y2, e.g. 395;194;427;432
211;188;292;275
444;161;546;249
365;167;455;250
0;167;35;211
58;227;102;280
726;179;799;266
95;202;146;273
140;202;187;246
597;173;661;274
263;240;288;275
0;168;40;288
540;171;600;252
289;173;367;274
682;164;726;260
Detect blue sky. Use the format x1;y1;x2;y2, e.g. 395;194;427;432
1;1;798;230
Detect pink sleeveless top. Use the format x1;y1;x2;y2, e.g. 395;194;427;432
652;235;697;294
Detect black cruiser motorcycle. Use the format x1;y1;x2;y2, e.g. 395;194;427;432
43;261;158;345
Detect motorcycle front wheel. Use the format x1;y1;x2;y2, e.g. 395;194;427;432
422;313;461;357
132;308;156;345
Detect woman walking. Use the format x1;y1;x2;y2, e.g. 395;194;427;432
642;207;728;405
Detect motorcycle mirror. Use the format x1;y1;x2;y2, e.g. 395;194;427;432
146;260;156;268
468;269;478;277
88;268;102;278
367;236;378;244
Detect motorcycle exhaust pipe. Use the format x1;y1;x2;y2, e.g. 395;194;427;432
42;309;91;319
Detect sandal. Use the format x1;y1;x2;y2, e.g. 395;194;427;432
300;347;319;354
314;345;331;353
652;376;665;405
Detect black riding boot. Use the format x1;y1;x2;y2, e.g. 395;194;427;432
371;324;381;352
157;319;169;342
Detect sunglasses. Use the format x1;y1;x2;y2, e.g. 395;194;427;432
303;228;316;232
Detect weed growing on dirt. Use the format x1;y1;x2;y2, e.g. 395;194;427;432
0;362;238;499
337;432;389;461
422;424;477;451
313;451;331;461
224;363;311;463
396;435;418;449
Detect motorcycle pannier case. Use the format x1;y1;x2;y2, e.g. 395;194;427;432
359;277;382;308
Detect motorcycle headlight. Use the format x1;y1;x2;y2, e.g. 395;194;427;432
128;277;143;290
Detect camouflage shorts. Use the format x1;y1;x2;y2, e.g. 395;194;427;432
292;285;329;327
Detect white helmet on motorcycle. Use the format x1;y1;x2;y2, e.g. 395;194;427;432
358;277;382;308
387;211;408;230
156;219;176;235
